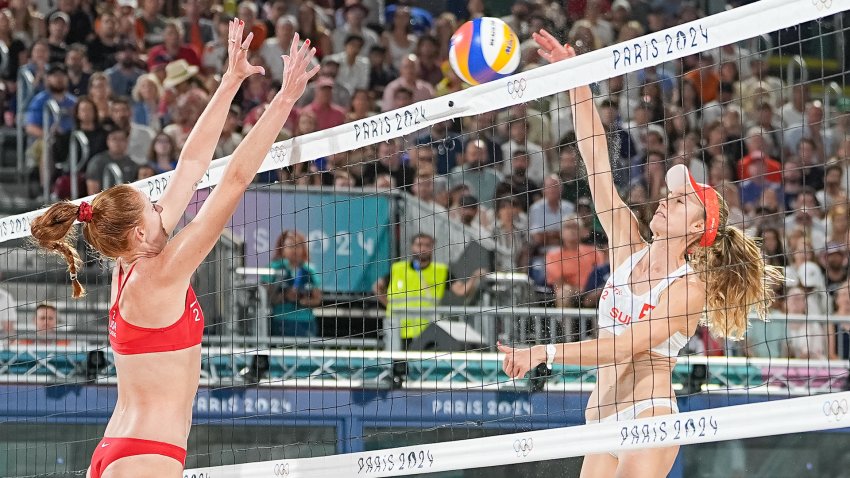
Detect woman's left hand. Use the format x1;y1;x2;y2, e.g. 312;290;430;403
497;342;545;379
225;18;266;81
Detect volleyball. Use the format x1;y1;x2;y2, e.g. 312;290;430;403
448;17;521;86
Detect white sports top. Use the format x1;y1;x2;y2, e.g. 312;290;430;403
597;247;691;358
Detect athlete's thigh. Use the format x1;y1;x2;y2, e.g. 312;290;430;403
581;452;619;478
101;454;183;478
615;406;680;478
614;445;679;478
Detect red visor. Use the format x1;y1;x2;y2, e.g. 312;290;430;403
664;164;720;247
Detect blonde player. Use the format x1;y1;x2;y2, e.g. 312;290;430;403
498;30;781;477
30;20;318;478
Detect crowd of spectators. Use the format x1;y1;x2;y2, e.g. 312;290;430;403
6;0;850;360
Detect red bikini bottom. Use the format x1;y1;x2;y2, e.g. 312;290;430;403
89;437;186;478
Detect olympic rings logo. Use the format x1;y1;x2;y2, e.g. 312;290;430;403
513;437;534;457
270;145;288;165
507;78;528;99
812;0;833;11
273;462;291;477
823;399;848;422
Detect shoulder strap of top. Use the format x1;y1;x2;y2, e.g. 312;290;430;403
649;262;693;304
116;261;137;301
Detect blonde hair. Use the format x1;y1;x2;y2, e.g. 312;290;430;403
688;191;784;339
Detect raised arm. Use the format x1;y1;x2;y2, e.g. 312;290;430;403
160;35;319;282
534;30;644;260
498;279;704;378
156;19;265;234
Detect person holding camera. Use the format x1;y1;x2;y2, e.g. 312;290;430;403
264;229;322;337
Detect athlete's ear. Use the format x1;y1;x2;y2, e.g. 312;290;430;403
133;224;146;244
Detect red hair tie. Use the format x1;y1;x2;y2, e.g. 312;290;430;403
77;201;93;223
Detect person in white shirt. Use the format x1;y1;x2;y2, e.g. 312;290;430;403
331;3;379;57
260;16;314;81
779;84;808;128
325;34;370;97
528;175;576;253
501;119;545;185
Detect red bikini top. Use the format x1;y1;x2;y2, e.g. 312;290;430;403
108;263;204;355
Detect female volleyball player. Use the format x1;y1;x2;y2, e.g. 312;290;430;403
498;30;781;477
30;20;318;478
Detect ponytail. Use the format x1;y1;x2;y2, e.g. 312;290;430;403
688;192;783;339
30;202;85;298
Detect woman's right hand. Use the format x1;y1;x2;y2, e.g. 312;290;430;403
225;18;266;81
532;29;576;64
277;33;320;104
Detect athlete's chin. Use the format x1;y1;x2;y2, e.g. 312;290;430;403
649;214;665;232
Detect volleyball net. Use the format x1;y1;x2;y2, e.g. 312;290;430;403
1;0;850;476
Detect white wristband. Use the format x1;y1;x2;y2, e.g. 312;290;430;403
545;344;556;370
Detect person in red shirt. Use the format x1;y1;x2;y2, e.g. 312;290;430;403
545;217;605;308
738;129;782;183
147;20;201;71
296;77;346;131
238;1;268;51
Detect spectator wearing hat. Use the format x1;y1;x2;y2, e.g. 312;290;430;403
736;56;784;122
135;0;168;49
295;77;346;131
822;242;849;295
146;20;201;71
381;54;435;112
105;42;145;97
332;3;379;56
47;0;94;45
25;62;77;143
180;0;216;61
87;12;121;71
326;34;370;96
46;11;70;64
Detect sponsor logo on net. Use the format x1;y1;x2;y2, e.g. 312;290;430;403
273;462;290;477
513;437;534;457
823;398;848;422
507;78;527;99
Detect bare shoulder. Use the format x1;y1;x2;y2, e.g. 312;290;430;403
671;274;707;313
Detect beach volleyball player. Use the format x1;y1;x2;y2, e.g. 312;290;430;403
30;20;318;478
498;31;782;477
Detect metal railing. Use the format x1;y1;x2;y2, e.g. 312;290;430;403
15;68;35;178
823;81;844;128
68;130;89;199
786;54;809;84
40;99;61;202
101;162;123;190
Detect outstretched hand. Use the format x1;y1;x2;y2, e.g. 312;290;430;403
225;18;265;80
277;33;320;104
533;29;576;64
497;341;544;379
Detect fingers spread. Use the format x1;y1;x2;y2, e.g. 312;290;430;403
290;33;300;59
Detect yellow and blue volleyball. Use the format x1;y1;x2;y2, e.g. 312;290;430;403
448;17;520;86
